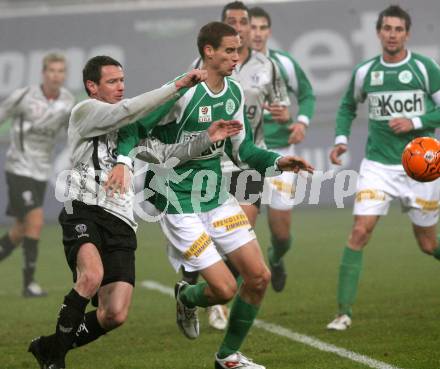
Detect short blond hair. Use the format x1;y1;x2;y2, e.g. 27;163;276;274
42;52;66;71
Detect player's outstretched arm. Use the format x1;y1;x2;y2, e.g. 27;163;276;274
207;119;242;143
175;69;208;89
277;156;314;174
329;144;347;165
135;119;242;164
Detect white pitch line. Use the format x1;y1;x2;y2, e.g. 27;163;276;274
141;280;406;369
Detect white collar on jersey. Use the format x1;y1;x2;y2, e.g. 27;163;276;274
380;49;411;68
201;78;229;98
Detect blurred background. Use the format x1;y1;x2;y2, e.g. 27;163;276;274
1;0;439;223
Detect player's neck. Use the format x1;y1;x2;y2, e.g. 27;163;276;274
41;84;60;100
238;46;250;64
205;73;225;94
382;48;408;64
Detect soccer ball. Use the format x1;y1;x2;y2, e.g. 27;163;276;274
402;137;440;182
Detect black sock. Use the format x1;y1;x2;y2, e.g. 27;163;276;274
22;237;38;287
42;309;108;353
0;233;16;261
182;267;199;285
73;310;108;348
51;289;89;362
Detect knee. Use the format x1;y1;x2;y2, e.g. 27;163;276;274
417;238;437;255
245;268;271;295
211;281;238;303
24;217;44;235
76;269;103;297
350;225;372;248
99;307;128;330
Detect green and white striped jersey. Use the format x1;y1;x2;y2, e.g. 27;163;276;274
263;49;315;149
335;51;440;165
117;77;280;214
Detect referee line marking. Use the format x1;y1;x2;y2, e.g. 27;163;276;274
141;280;406;369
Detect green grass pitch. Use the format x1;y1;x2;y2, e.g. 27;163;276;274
0;206;439;369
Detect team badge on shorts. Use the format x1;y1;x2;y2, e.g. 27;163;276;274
198;106;212;123
22;191;34;206
75;224;89;238
225;99;235;115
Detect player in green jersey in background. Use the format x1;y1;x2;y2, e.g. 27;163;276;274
249;6;315;292
116;22;313;369
327;5;440;330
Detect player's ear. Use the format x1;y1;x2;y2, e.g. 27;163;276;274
204;45;215;59
86;80;98;96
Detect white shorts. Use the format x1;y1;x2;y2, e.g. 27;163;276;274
262;145;297;211
353;159;440;227
159;196;257;272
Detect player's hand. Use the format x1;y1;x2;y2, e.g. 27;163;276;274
175;69;208;89
264;103;290;123
329;144;347;165
208;119;242;142
103;163;132;197
277;155;314;174
389;117;413;134
288;122;307;144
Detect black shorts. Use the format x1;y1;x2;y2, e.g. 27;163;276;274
59;201;137;287
5;172;47;219
228;170;265;208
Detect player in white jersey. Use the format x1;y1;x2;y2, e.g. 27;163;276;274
221;1;290;227
249;7;316;292
0;53;74;297
326;6;440;331
27;55;241;369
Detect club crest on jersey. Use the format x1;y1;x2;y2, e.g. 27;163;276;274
225;99;235;115
370;71;384;86
198;106;212;123
399;70;413;84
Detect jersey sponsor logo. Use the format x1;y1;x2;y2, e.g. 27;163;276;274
368;90;425;120
398;70;413;84
183;232;211;259
370;71;384;86
198;105;212;123
181;131;224;160
212;213;250;231
225;99;235;115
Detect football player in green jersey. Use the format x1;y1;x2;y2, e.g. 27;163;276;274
116;22;313;369
249;6;316;292
327;5;440;331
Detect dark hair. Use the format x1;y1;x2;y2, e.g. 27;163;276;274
197;21;238;59
82;55;122;96
221;1;248;21
376;5;411;32
249;6;271;27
